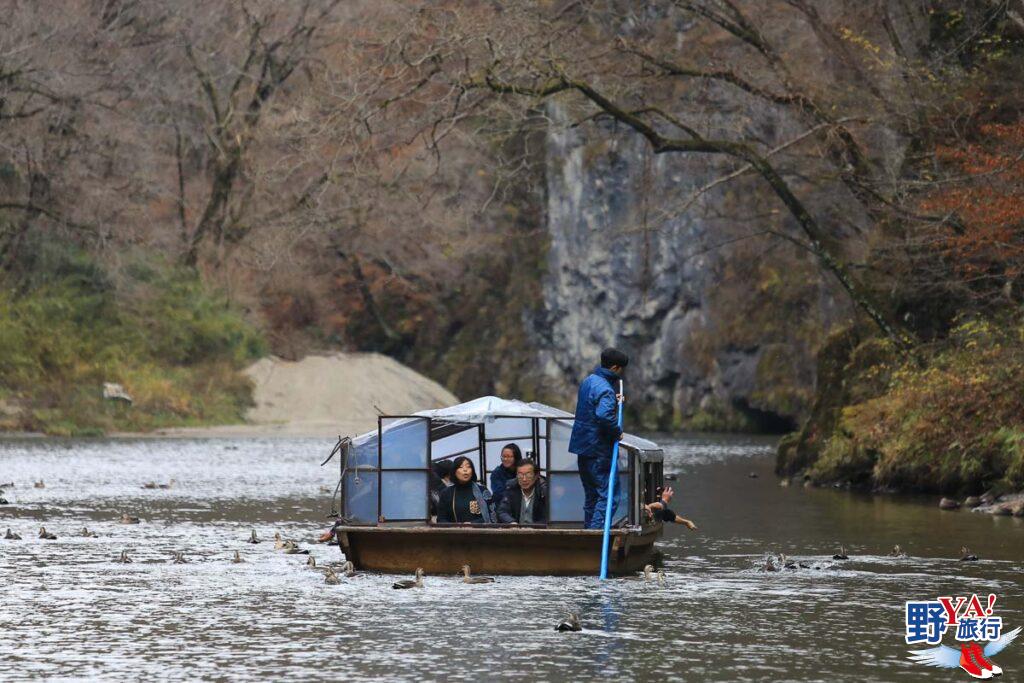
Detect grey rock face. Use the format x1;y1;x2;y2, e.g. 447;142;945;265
529;102;836;429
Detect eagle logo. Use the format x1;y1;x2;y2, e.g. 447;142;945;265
908;627;1020;679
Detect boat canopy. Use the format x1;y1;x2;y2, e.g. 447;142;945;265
351;395;662;454
340;396;664;528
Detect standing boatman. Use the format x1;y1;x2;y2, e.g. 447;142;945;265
568;347;628;529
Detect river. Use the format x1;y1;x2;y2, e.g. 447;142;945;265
1;434;1022;681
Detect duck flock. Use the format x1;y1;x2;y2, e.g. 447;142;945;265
754;543;982;572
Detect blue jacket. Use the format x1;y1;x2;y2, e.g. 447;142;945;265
490;464;517;506
568;366;623;460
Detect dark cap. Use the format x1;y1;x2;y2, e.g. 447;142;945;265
600;347;629;369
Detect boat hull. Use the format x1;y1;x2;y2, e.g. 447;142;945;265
334;524;663;576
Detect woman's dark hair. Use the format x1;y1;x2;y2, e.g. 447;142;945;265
432;459;454;480
500;443;522;468
450;456;478;483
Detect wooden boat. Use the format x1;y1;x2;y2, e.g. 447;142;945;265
334;523;663;576
325;396;666;576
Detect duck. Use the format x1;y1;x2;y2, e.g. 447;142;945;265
38;526;57;540
343;561;358;578
656;570;666;585
172;551;187;564
306;556;320;569
282;541;309;555
641;564;655;581
232;550;245;564
556;612;582;632
392;568;425;589
461;564;495;584
758;555;779;572
157;479;176;490
779;553;811;570
246;530;261;544
5;528;22;540
116;550;132;564
119;513;140;525
141;482;158;489
79;527;98;538
273;532;286;550
324;567;342;585
959;546;979;562
34;480;45;489
832;546;849;560
0;481;13;488
318;485;332;494
0;495;9;505
889;544;906;558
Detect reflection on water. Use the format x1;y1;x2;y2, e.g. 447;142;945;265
1;434;1022;681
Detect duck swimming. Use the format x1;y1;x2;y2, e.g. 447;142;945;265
556;612;582;632
5;528;21;540
889;544;907;558
120;513;140;525
461;564;495;584
959;546;979;562
656;570;666;585
80;527;98;538
38;526;57;540
232;550;245;564
282;541;309;555
324;567;342;585
247;530;261;544
343;561;358;578
34;480;45;489
172;551;187;564
273;532;286;550
117;550;132;564
832;546;849;560
392;568;424;589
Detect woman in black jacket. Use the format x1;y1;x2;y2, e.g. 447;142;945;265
436;456;495;524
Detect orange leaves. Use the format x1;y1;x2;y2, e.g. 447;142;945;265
922;120;1024;282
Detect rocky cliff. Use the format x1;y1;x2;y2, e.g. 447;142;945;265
527;102;847;431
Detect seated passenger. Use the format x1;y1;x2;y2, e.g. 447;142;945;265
436;456;495;524
497;459;548;525
429;460;454;517
490;443;522;507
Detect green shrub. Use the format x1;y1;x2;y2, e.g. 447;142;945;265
0;253;264;435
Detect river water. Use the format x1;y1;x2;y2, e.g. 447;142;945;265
1;434;1022;681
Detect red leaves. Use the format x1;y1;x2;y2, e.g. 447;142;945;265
922;121;1024;281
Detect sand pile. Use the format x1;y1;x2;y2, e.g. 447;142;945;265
156;353;458;438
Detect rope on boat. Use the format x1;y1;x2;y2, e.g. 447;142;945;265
321;436;352;518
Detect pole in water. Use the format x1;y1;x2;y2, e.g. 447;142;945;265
599;379;625;580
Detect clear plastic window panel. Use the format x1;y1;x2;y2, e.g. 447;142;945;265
548;472;630;524
548;419;575;471
431;426;479;461
380;417;428;469
343;471;378;523
484;417;534;440
350;434;379;469
381;471;428;521
549;472;585;522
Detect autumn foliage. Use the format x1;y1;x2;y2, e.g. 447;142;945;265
923;121;1024;290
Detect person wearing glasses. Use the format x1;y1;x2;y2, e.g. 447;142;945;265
496;459;548;525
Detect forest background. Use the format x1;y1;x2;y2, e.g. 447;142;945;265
1;0;1022;496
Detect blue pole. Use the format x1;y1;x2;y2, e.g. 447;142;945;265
599;379;624;580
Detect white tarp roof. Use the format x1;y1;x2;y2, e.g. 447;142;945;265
352;395;661;452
